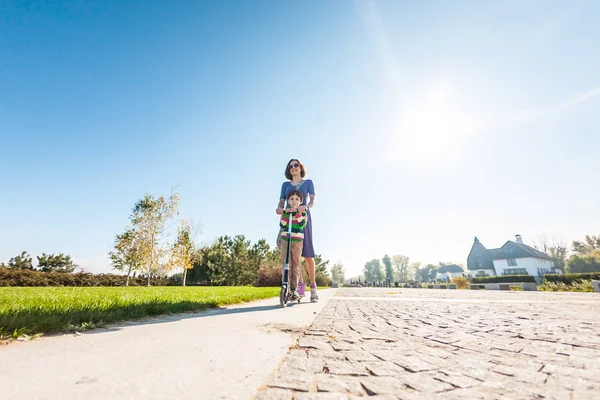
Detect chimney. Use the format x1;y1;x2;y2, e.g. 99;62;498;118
515;234;523;244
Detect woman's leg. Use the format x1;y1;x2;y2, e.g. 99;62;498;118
305;256;316;287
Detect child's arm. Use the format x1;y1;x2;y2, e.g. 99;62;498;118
297;212;308;229
279;213;288;229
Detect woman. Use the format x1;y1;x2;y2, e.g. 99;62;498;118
276;158;318;302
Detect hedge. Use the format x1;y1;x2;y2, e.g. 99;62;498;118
471;275;536;284
0;268;173;287
543;273;600;285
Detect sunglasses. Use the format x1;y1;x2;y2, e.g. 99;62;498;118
288;163;300;170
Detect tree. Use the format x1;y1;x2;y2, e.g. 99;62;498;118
194;235;252;286
170;220;197;286
186;236;279;286
382;255;393;282
330;261;345;284
314;254;331;286
392;255;410;282
248;239;277;284
415;264;437;282
532;236;568;272
190;244;220;285
109;228;144;286
572;235;600;255
37;253;77;273
224;235;251;285
130;190;180;286
563;235;600;274
409;261;421;281
202;237;229;285
567;250;600;273
249;239;275;266
3;251;34;270
363;259;383;283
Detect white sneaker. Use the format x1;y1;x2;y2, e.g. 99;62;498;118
310;286;319;303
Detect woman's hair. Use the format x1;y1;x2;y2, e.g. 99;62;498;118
284;158;306;180
287;189;304;202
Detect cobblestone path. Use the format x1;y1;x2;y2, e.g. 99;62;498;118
254;288;600;400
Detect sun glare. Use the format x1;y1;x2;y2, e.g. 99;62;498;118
392;83;478;164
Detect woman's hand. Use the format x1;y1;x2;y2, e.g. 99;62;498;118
276;208;284;215
298;206;307;213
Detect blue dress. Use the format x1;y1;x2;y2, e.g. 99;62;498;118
280;179;315;258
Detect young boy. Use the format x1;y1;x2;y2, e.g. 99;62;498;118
279;190;308;300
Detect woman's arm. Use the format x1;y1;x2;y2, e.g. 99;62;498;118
276;183;286;215
299;195;315;213
276;198;285;215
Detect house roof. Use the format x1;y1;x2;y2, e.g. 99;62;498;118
491;241;554;261
437;264;464;273
466;237;496;271
467;237;553;270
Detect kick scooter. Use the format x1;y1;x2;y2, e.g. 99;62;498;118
280;209;301;308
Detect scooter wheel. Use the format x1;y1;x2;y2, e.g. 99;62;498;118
279;287;288;308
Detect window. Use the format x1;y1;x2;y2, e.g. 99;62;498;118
503;268;528;275
477;270;487;277
507;258;517;266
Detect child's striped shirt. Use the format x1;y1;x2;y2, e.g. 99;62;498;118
280;211;308;242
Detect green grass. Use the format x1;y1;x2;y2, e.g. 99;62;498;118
0;286;280;338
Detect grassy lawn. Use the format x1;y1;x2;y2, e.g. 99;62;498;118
0;286;279;338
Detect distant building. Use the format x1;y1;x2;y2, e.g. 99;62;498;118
467;235;562;279
435;264;465;281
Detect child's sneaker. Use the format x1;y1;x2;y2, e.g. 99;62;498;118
298;282;306;298
310;286;319;303
290;289;300;301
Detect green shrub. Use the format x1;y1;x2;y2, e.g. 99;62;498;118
543;273;600;285
256;259;281;286
538;281;594;292
316;274;331;287
0;269;173;287
471;275;536;283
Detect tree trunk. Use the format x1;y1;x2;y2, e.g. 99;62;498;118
182;269;187;286
126;265;132;286
148;234;154;287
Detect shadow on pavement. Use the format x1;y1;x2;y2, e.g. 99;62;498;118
81;299;312;335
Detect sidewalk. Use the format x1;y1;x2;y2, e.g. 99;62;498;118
0;289;336;400
255;288;600;399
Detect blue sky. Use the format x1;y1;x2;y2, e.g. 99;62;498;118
1;0;599;278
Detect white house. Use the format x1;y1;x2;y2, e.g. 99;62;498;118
467;235;563;280
435;264;466;281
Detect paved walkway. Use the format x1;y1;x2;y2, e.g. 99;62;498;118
254;288;600;400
